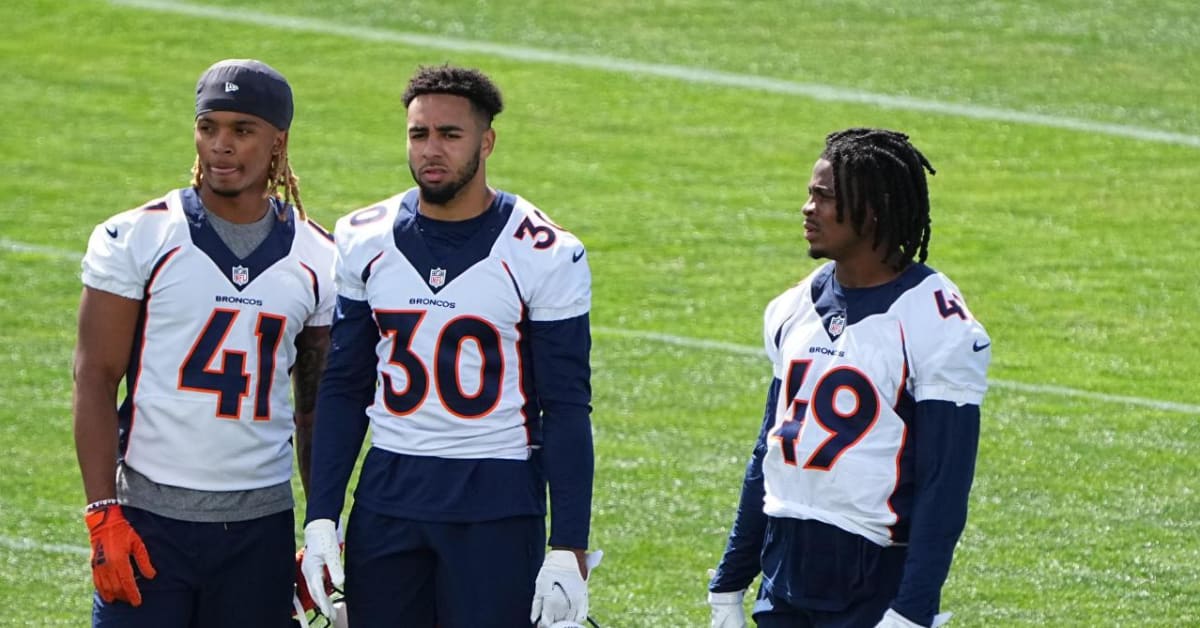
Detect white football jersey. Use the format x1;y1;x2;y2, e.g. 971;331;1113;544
81;188;335;491
761;262;990;546
333;189;590;460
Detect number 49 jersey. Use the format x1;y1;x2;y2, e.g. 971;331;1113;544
761;262;990;547
81;188;335;491
333;189;590;461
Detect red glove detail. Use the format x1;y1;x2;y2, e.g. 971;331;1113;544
293;547;336;615
85;505;156;607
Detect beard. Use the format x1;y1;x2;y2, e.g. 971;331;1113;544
411;150;481;206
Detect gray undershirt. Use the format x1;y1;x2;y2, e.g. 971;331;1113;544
116;203;292;523
205;202;275;258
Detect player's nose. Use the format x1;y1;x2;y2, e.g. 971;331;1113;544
419;136;445;159
209;128;235;153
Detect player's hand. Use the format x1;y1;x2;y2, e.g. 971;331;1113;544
85;504;156;606
875;608;953;628
300;519;344;620
708;590;747;628
876;608;926;628
294;546;337;614
530;549;601;627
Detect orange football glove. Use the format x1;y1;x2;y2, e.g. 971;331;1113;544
85;504;156;606
293;547;336;615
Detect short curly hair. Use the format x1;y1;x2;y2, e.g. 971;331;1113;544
401;65;504;125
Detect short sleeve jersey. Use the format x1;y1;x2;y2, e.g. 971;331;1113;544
332;189;591;461
81;188;336;491
760;262;990;546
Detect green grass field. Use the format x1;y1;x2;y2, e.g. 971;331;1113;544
2;0;1198;625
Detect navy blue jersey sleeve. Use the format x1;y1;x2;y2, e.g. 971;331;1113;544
530;313;594;549
305;296;377;524
709;377;779;593
890;400;981;625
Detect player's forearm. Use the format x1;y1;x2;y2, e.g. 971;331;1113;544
293;325;330;496
305;395;368;522
543;407;593;548
72;287;139;504
529;315;594;548
711;378;780;592
294;411;314;495
293;326;330;414
305;298;376;523
72;376;121;503
891;400;981;625
710;453;768;592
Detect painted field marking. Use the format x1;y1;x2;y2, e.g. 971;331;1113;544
108;0;1200;148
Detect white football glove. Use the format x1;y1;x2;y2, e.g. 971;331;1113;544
331;600;350;628
708;589;747;628
875;608;954;628
300;519;345;620
530;549;601;627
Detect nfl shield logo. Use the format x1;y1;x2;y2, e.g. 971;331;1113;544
428;267;446;288
828;313;846;337
231;265;250;286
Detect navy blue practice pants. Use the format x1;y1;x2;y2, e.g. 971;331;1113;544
343;504;545;628
751;517;908;628
92;506;294;628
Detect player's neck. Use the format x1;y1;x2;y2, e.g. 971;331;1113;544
199;186;272;224
418;182;495;222
832;256;902;289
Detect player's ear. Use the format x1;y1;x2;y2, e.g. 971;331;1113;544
273;130;289;155
481;126;495;159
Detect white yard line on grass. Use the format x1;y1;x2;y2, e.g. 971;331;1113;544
592;327;1200;415
1;238;80;262
0;535;89;557
108;0;1200;149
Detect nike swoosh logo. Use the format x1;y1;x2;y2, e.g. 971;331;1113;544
972;341;991;352
105;225;118;238
572;249;585;263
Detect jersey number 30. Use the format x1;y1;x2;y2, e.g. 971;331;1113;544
376;310;504;419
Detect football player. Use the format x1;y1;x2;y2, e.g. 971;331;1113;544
300;65;597;627
73;59;334;626
708;128;990;628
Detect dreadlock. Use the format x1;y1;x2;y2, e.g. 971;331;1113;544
190;144;306;221
821;128;935;270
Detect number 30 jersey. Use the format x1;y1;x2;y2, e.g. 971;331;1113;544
81;188;335;491
332;189;590;460
761;262;990;546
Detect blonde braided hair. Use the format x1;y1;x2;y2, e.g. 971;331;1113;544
190;142;305;221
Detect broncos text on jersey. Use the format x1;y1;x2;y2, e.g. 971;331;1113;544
81;188;335;491
760;262;990;546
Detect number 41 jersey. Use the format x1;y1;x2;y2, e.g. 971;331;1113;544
81;188;335;491
761;262;990;547
333;189;590;461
